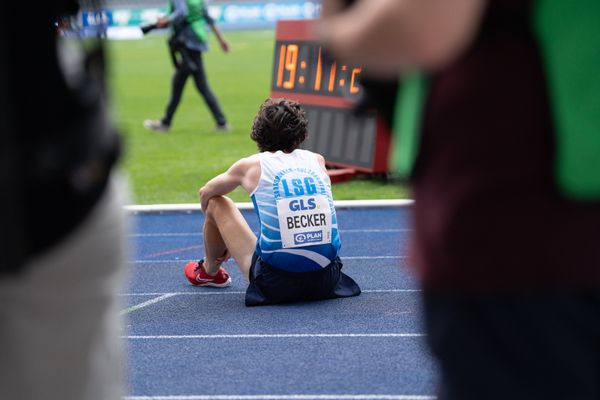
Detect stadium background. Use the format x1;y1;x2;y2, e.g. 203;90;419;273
100;2;432;399
98;0;408;204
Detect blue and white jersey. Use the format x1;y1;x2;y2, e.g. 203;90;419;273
250;149;341;272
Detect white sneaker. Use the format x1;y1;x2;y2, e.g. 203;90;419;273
214;122;232;132
143;119;170;133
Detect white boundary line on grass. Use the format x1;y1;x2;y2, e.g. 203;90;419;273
124;395;435;400
125;199;414;213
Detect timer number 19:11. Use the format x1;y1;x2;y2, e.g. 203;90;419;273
275;44;362;94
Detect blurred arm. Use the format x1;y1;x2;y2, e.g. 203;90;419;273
157;0;188;27
318;0;487;75
321;0;348;17
203;5;230;52
210;24;230;53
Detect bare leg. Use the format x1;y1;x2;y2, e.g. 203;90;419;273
203;196;256;280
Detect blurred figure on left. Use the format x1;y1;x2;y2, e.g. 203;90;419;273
0;1;128;400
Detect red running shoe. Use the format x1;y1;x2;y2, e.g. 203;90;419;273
184;260;232;287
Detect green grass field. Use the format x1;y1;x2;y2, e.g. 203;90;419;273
108;30;409;204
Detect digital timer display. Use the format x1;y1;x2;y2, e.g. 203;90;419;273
271;41;362;98
271;20;391;177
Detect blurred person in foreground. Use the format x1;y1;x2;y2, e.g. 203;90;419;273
143;0;231;133
183;98;361;306
319;1;600;399
0;1;128;399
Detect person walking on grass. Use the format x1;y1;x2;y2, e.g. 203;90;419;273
143;0;231;133
184;98;361;306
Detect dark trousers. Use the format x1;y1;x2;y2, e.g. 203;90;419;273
424;290;600;400
245;253;361;307
162;48;226;127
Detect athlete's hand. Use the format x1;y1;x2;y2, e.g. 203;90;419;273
199;186;209;212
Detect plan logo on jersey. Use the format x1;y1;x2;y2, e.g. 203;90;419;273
276;194;332;248
293;230;323;245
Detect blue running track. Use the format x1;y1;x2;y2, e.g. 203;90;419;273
121;206;439;400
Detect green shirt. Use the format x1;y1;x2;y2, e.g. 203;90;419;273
392;0;600;200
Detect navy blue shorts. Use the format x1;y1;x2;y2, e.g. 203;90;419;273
245;253;361;307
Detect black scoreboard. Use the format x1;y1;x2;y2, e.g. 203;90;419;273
272;40;363;98
270;20;391;181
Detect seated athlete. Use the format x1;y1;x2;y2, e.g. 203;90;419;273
184;98;361;306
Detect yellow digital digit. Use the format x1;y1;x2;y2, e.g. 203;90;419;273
350;67;362;94
276;44;286;88
283;44;298;89
328;61;337;93
314;47;323;91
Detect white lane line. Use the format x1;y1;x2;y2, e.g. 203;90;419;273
123;333;425;339
128;256;407;264
120;293;176;315
119;289;421;296
120;291;247;296
129;229;412;237
124;395;434;400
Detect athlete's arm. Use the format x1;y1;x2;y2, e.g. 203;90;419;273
315;153;333;185
316;154;328;173
199;156;260;212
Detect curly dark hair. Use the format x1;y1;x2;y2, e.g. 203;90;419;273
250;98;308;153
